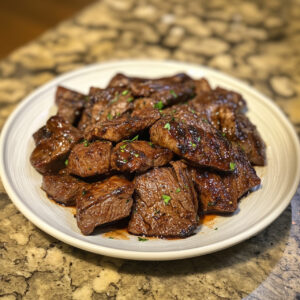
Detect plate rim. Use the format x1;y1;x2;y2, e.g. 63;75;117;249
1;59;300;261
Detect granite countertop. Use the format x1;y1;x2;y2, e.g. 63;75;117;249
0;0;300;299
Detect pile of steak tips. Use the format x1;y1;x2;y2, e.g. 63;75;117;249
30;73;266;238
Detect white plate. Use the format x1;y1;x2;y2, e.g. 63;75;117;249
1;60;299;261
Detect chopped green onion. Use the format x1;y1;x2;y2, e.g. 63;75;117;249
111;95;119;103
162;194;171;204
131;135;139;141
107;113;113;120
120;150;124;152
170;90;177;98
82;190;87;196
175;188;181;193
126;199;130;203
190;142;196;148
134;153;139;158
120;144;127;150
127;97;134;102
122;135;139;143
197;137;201;142
164;123;171;130
148;142;153;147
138;237;148;242
82;139;89;147
122;90;129;96
214;228;218;230
154;101;164;110
109;236;114;239
207;202;214;206
64;159;69;166
230;162;236;171
123;159;128;163
202;118;208;123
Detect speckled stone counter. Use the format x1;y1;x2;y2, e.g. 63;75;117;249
1;0;300;299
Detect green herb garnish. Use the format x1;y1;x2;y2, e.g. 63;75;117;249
138;237;148;242
127;97;134;102
162;194;171;205
190;142;196;148
120;144;127;150
222;132;226;137
197;137;201;142
122;135;139;143
170;90;177;98
123;159;128;163
175;188;181;193
148;142;153;147
134;153;139;158
82;139;89;147
64;159;69;166
82;190;87;196
109;237;114;239
207;202;215;207
164;123;171;130
154;101;164;110
107;113;113;120
230;162;236;171
214;228;218;230
122;90;129;96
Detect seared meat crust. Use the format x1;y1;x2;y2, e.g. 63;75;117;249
76;176;134;235
67;141;112;177
111;140;173;173
128;161;198;238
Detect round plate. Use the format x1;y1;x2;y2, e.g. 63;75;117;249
1;60;299;261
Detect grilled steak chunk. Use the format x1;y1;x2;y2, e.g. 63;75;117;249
55;86;86;125
33;125;52;145
85;109;160;142
128;161;198;237
30;116;82;174
76;176;134;235
192;145;261;213
89;87;134;123
42;174;86;206
187;101;266;165
109;73;195;110
150;111;234;171
194;78;212;96
67;141;112;177
111;140;173;173
192;87;246;112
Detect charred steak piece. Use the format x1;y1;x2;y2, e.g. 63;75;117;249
187;101;266;165
30;116;83;174
55;86;86;125
33;125;52;145
109;73;195;110
89;86;134;123
67;141;112;177
150;110;234;171
194;78;212;96
192;145;261;214
128;161;198;238
42;174;86;206
192;87;246;112
111;140;173;173
108;73;192;89
76;176;134;235
85;109;160;142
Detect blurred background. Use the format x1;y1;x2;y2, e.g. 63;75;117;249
0;0;95;58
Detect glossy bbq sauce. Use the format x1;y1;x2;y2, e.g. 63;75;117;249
199;214;217;228
103;228;130;240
